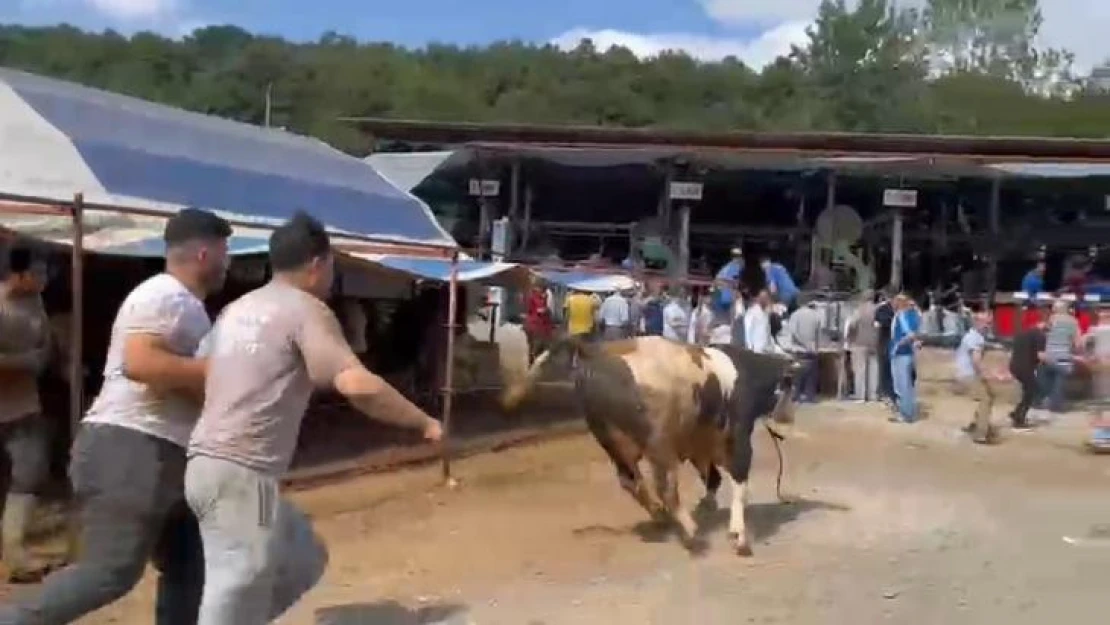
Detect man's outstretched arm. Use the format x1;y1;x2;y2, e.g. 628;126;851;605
299;303;441;441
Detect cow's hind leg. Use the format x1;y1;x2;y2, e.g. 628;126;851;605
586;417;666;523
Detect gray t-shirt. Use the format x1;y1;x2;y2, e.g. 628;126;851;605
1045;313;1079;363
188;281;359;476
84;273;210;447
0;285;50;422
1086;325;1110;400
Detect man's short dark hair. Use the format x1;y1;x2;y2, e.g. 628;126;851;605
269;212;331;272
7;246;32;274
163;208;232;247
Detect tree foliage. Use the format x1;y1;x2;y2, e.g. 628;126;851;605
0;0;1105;155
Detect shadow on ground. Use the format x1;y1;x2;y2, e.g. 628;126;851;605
315;600;469;624
572;497;850;552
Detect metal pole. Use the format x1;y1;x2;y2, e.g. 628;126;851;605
891;208;904;292
69;193;84;436
264;82;273;128
987;176;1001;320
65;193;84;562
508;161;521;253
440;251;460;483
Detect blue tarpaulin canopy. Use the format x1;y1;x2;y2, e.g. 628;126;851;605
91;235;271;258
353;255;532;286
0;67;456;249
539;270;637;293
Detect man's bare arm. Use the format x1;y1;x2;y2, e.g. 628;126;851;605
122;334;207;397
333;366;440;436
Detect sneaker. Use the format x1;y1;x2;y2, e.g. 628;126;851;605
1011;422;1034;432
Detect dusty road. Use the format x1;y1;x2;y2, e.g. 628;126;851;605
11;387;1103;625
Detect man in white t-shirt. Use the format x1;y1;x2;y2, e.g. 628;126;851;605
0;209;231;625
744;290;774;354
955;313;997;444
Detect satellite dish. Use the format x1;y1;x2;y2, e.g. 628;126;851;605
815;205;863;244
813;205;872;293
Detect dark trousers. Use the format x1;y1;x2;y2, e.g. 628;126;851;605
794;353;819;402
0;423;203;625
0;415;49;496
877;344;894;400
1010;371;1039;426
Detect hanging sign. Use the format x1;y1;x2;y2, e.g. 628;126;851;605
468;178;501;197
883;188;918;208
668;181;703;201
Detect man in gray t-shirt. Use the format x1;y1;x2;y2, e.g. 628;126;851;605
1042;300;1081;413
185;213;441;625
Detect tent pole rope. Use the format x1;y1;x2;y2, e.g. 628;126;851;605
440;251;460;483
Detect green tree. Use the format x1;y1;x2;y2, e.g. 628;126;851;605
922;0;1074;92
0;20;1104;149
793;0;930;132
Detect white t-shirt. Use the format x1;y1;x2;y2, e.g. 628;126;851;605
954;328;985;381
84;273;211;448
745;305;772;353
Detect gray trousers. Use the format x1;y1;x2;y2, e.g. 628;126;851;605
185;455;328;625
850;348;879;401
0;423;203;625
0;414;49;495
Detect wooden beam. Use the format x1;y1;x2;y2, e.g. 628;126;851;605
342;117;1110;160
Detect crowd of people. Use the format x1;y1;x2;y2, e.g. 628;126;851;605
0;209;442;624
523;249;1110;450
962;301;1110;445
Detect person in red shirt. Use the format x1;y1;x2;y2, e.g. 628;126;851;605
523;282;554;363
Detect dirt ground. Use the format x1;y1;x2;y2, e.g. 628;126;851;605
7;351;1110;624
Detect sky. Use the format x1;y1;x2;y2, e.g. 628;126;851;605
5;0;1110;72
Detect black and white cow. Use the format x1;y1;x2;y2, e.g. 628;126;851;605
502;336;797;555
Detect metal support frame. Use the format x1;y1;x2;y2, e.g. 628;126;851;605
440;251;460;482
69;194;85;435
986;176;1002;311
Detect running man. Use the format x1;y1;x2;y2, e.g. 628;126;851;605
0;247;52;583
184;212;442;625
0;209;231;624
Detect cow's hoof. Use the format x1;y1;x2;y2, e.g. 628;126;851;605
729;533;753;557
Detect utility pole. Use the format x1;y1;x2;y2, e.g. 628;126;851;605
264;82;273;128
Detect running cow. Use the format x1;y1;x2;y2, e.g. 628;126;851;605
502;336;798;555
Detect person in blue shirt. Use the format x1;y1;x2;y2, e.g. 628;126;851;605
1021;260;1046;300
760;256;800;312
716;248;744;282
641;285;666;336
889;293;922;423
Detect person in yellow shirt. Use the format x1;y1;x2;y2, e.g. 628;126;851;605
564;289;598;339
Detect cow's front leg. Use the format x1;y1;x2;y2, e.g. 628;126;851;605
726;418;755;556
720;470;751;556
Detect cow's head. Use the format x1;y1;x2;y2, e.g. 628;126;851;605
768;357;801;425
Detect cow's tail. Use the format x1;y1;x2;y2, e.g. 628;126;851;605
501;336;586;412
764;422;787;502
